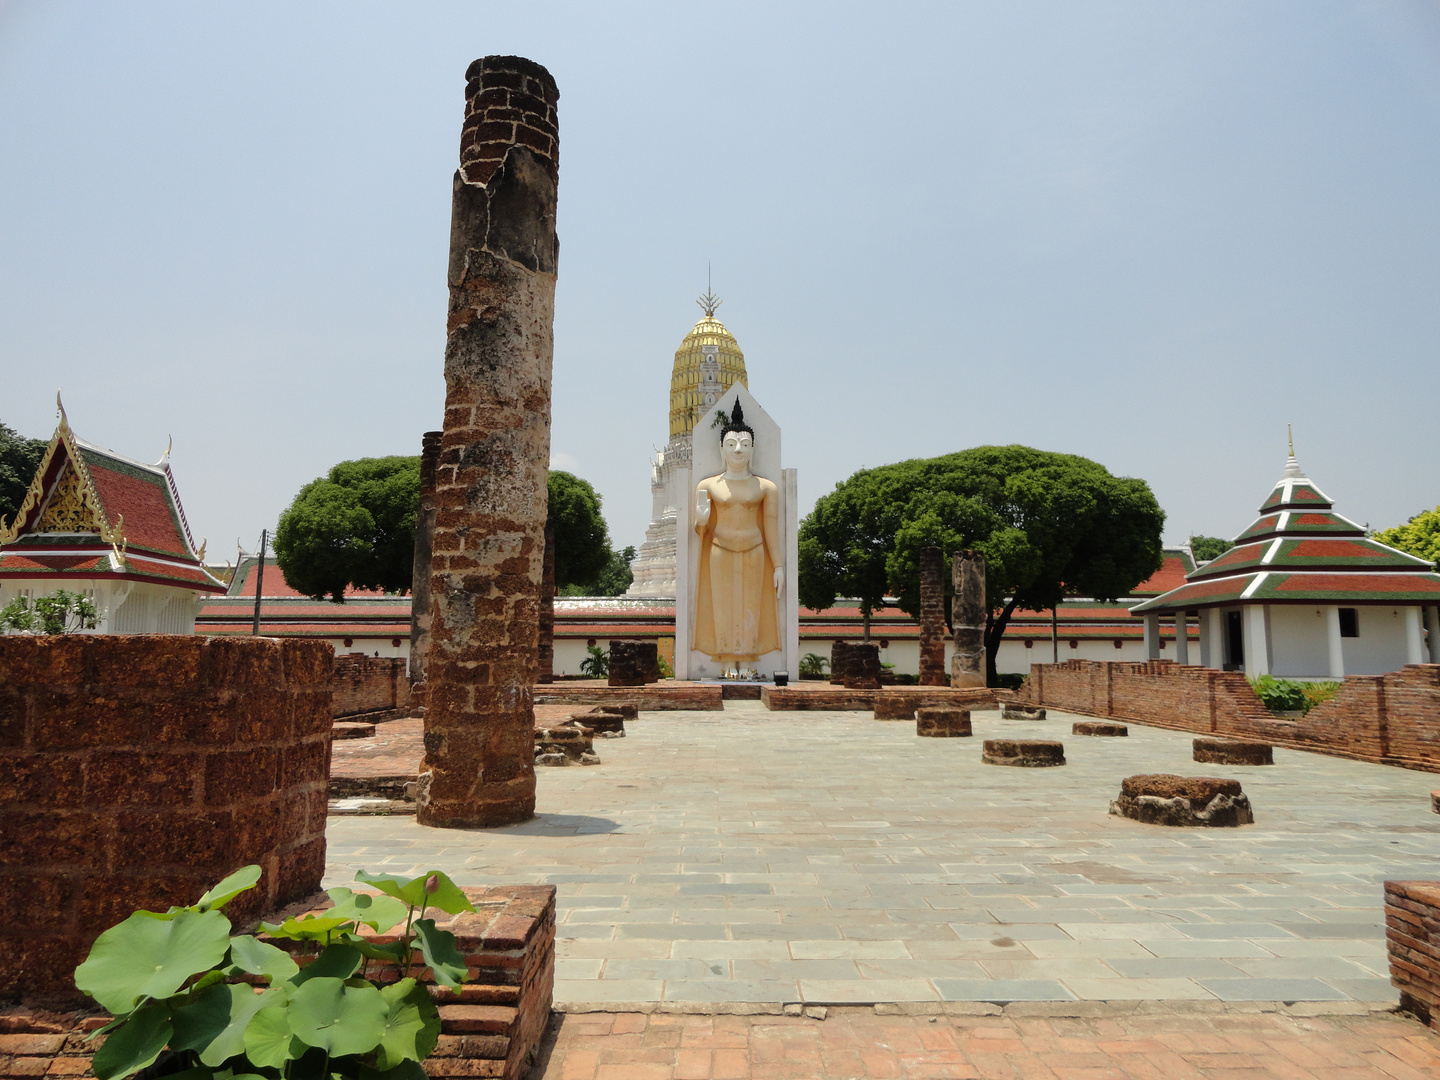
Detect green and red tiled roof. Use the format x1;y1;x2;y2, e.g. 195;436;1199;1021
1134;454;1440;614
0;409;225;593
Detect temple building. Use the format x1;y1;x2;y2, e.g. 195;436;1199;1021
0;400;226;632
626;290;749;596
1131;446;1440;678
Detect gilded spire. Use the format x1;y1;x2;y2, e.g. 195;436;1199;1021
1284;424;1304;479
696;264;722;318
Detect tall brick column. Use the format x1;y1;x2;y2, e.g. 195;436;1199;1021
408;430;442;691
918;546;946;686
538;521;556;684
952;550;986;689
417;56;559;829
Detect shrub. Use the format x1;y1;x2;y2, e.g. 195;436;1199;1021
579;644;608;678
798;653;829;679
1250;676;1340;714
1;589;98;634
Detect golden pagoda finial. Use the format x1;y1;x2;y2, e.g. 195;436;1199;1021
696;263;721;318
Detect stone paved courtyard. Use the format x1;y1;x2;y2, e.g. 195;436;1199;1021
323;701;1440;1005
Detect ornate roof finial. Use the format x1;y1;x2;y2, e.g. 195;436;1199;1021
697;263;722;318
1284;424;1304;479
56;389;69;432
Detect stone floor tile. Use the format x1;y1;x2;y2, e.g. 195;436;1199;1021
1021;941;1156;960
1135;939;1278;959
1197;978;1352;1001
661;979;800;1002
934;979;1076;1001
1058;977;1216;1000
554;978;665;1002
605;958;730;980
799;978;942;1002
1104;958;1248;979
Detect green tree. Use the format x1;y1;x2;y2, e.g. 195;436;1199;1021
548;471;612;590
1374;507;1440;569
0;420;47;529
275;456;421;602
0;589;99;634
800;445;1166;684
592;544;636;596
1189;535;1233;562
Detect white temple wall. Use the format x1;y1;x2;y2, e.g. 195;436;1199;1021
1341;606;1418;676
1266;606;1333;678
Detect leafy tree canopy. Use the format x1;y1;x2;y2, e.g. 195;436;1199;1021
275;456;421;602
1189;535;1234;562
1373;507;1440;569
548;471;612;590
799;445;1166;682
0;420;47;528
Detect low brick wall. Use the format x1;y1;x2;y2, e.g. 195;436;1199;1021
533;682;723;711
332;654;410;720
763;685;1010;712
1386;880;1440;1030
1020;660;1440;771
0;635;333;1004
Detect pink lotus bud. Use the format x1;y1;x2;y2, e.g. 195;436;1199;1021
425;874;439;894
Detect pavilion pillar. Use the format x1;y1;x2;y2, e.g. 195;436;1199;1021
1243;604;1270;679
1426;606;1440;664
951;550;985;688
1143;613;1160;660
1405;606;1425;666
1174;613;1190;665
918;546;946;686
408;430;442;690
417;55;559;829
1325;605;1345;679
1199;608;1219;668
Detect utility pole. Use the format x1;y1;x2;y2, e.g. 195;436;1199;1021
251;529;267;635
1051;605;1059;663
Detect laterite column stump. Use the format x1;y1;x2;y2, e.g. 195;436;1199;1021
1110;774;1253;827
1002;704;1046;721
874;696;915;721
982;739;1064;766
1194;737;1273;766
572;707;627;737
917;707;971;737
1074;721;1128;737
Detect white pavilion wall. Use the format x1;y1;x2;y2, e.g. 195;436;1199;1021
1343;606;1415;676
1267;606;1332;678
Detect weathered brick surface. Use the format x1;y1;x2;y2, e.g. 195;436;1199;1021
420;56;559;829
1021;659;1440;771
917;707;972;737
533;682;722;711
918;547;947;686
873;697;914;720
607;640;657;688
829;641;853;685
332;655;410;719
0;636;332;1005
1385;880;1440;1030
764;685;1009;712
843;643;881;690
409;429;443;688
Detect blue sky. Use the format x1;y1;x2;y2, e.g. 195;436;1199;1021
2;1;1438;565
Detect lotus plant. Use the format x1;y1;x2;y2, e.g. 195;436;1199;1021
74;865;478;1080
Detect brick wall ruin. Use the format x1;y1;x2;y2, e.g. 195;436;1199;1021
0;635;333;1003
332;654;410;719
1021;659;1440;771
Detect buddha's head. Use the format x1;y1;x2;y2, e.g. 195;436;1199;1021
719;403;755;472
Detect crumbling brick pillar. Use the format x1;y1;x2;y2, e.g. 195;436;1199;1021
830;640;851;685
418;55;559;829
918;546;946;686
408;430;443;694
538;521;555;684
952;549;986;688
845;643;881;690
609;640;657;688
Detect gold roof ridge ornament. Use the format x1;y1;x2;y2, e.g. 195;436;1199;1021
696;288;722;319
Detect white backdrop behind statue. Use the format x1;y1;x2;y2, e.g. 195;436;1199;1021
675;383;799;681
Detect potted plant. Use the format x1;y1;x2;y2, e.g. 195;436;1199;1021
74;865;477;1080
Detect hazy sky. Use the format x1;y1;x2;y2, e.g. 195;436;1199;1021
3;2;1438;567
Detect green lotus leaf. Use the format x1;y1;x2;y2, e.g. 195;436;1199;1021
353;871;474;916
89;1003;173;1080
75;908;233;1014
241;1005;303;1070
285;977;387;1057
288;943;362;987
257;914;354;943
172;983;281;1067
410;920;467;988
325;888;409;934
360;1060;429;1080
373;979;439;1070
195;866;262;913
226;935;300;983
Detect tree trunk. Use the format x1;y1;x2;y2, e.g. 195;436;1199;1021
984;597;1020;687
